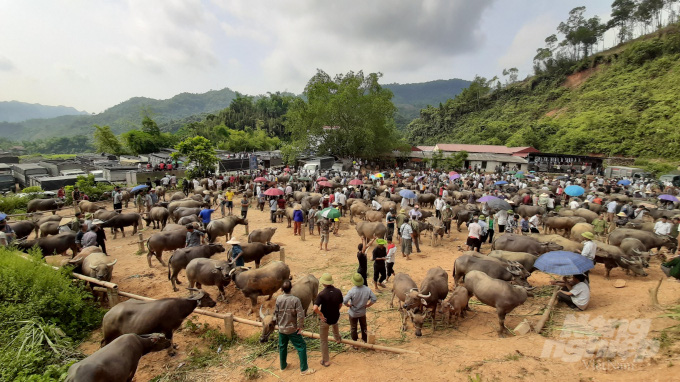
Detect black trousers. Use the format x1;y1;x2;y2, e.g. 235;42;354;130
498;224;505;233
349;315;368;342
270;210;276;223
386;262;395;277
241;209;248;219
386;225;394;241
373;262;386;283
435;210;441;219
487;229;494;243
558;292;578;309
358;269;368;286
443;221;451;234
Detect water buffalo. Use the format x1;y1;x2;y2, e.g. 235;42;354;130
144;206;170;229
570;223;595;242
101;289;216;355
206;216;248;243
168;200;207;220
172;207;201;223
231;242;280;268
624;221;655;232
176;215;199;225
439;286;470;326
229;261;290;314
93;209;118;221
516;205;545;218
583;202;604;214
463;270;529;337
259;274;319;342
32;214;62;237
38;221;63;237
248;227;277;244
146;228;189;267
417;193;436;208
573;208;598;223
65;333;171;382
380;201;397;214
492;233;563;256
529;234;582;253
453;254;529;287
608;228;677;252
168;244;226;291
15;232;78;256
99;213;143;238
80;252;117;282
355;221;387;241
416;267;449;335
186;258;232;301
620;238;651;261
9;220;35;240
426;217;445;247
27;198;63;214
170;191;186;201
543;216;582;237
350;203;370;223
79;200;105;213
390;273;429;333
593;241;647;278
488;250;539;272
364;210;384;222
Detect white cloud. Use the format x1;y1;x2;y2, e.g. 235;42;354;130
496;15;558;77
0;55;14;71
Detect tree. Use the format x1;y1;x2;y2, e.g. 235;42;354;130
502;68;519;84
444;151;468;170
121;130;160;155
141;115;161;136
285;70;399;159
172;136;218;178
93;125;125;155
609;0;636;43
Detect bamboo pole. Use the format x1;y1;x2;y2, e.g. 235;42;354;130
649;276;663;309
280;247;286;263
72;272;118;289
137;233;144;252
535;286;561;334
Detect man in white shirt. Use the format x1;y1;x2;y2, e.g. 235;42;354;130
654;217;672;236
569;199;580;210
467;218;482;252
371;199;382;211
495;210;508;233
434;196;445;219
529;213;541;233
555;274;590;310
606;200;618;224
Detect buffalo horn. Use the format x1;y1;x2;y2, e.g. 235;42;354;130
106;259;117;267
259;305;266;320
417;292;431;299
409;288;418;293
632;248;642;255
214;264;222;270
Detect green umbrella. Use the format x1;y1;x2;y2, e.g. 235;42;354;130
514;173;525;179
297;177;312;181
318;207;341;219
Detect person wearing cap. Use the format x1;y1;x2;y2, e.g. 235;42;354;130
225;188;235;215
578;231;597;282
0;213;15;246
591;213;609;238
372;239;388;289
313;273;344;367
240;194;250;219
82;213;93;230
81;226;99;249
478;215;489;248
70;212;84;232
185;224;205;247
615;211;629;228
400;216;414;259
75;223;88;250
227;238;244;266
385;208;396;241
505;211;518;234
467;217;482;252
293;205;304;236
441;203;453;237
654;216;672;236
343;273;377;344
275;280;315;376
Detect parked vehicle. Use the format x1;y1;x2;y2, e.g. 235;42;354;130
603;166;650;179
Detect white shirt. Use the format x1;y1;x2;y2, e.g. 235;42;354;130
434;198;445;211
581;240;597;261
569;200;580;210
570;282;590;310
372;200;382;211
607;201;617;213
336;193;346;206
495;210;508;225
529;215;540;228
468;222;481;239
547;198;555;209
386;245;397;263
654;221;672;236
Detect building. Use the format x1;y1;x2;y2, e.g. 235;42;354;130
526;153;604;174
433;144;539;157
12;163;49;188
38;160;84;177
401;143;538;172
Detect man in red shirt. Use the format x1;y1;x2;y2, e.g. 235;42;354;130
522;193;532;205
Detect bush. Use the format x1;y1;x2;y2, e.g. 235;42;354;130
64;175;114;204
21;186;44;193
0;248;104;380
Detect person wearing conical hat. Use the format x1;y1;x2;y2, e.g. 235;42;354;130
313;273;343;367
578;231;597;283
227;238;244;266
343;273;377;344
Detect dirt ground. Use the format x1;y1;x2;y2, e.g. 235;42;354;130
65;199;680;382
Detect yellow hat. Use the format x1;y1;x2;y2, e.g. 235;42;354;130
581;232;594;240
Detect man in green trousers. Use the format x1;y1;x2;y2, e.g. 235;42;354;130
275;280;316;376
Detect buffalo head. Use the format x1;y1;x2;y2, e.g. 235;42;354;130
407;310;431;337
208;243;226;254
90;259;117;281
403;288;428;310
620;257;647;277
139;333;172;352
187;288;217;308
541;242;564;253
259;305;276;343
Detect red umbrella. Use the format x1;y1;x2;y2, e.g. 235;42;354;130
264;188;284;196
449;171;458;176
318;181;333;188
349;179;363;186
316;177;328;181
254;177;267;182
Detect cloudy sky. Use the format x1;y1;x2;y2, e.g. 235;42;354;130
0;0;614;113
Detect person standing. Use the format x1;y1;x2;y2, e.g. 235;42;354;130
467;217;481;252
606;199;618;225
385;208;395;242
400;217;413;260
275;280;315;376
293;204;304;236
92;220;107;254
434;196;444;219
591;213;609;238
579;232;597;282
385;239;397;281
75;223;88;250
185;224;205;247
495;209;508;234
240;195;250;219
71;186;82;213
441;203;453;237
70;212;84;232
395;209;407;244
270;197;278;223
227;238;244;266
226;188;235;215
487;214;495;243
372;239;388;290
307;206;317;236
529;213;541;234
506;212;518;234
319;218;330;251
218;193;226;217
112;186;123;213
356;237;375;287
313;274;344;368
343;273;377;344
198;206;215;228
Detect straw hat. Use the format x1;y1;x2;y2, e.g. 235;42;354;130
320;273;334;286
613;279;627;288
226;238;241;245
581;232;594;240
351;273;364;286
59;217;72;226
617;212;626;217
294;204;301;210
203;190;211;195
85;213;93;219
92;219;105;225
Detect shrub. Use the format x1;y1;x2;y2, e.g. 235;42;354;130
21;186;44;193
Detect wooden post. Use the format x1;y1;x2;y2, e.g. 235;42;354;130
649;276;663;309
301;226;306;241
367;332;376;344
224;313;235;339
245;224;249;236
107;288;119;307
137;233;144;252
535;286;560;334
280;247;286;263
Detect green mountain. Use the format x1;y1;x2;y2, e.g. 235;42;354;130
0;101;87;122
406;24;680;159
384;79;471;129
0;88;239;141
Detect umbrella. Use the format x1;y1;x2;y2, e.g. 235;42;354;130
494;180;508;185
449;171;458;176
349;179;363;186
0;213;6;221
477;195;499;203
556;175;569;180
486;198;512;211
399;189;416;199
415;175;426;182
450;174;461;180
373;173;384;178
516;170;524;174
617;179;631;186
564;185;585;197
254;177;267;182
318;181;333;188
264;188;284;196
318;207;341;219
297;177;312;181
659;194;679;203
316;177;328;182
514;173;525;179
505;171;516;175
526;175;535;178
534;251;595;276
131;184;149;193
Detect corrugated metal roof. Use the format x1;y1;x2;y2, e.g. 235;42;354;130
466;153;527;163
434;143;538;155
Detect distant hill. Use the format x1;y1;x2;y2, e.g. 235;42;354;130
0;101;87;122
0;88;239;140
384;79;471;129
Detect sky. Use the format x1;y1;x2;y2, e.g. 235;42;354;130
0;0;615;114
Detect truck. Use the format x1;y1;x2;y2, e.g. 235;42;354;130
31;175;79;191
12;164;49;188
603;166;650;179
659;172;680;187
301;157;335;173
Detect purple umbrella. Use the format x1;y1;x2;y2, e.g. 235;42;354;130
450;174;461;180
416;175;426;182
477;195;500;203
659;194;679;203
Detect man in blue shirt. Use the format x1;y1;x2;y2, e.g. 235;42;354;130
198;206;215;228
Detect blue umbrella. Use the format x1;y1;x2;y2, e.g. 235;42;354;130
494;181;508;185
564;185;585;197
534;251;594;276
617;179;631;186
131;184;149;193
399;189;416;199
0;213;6;221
